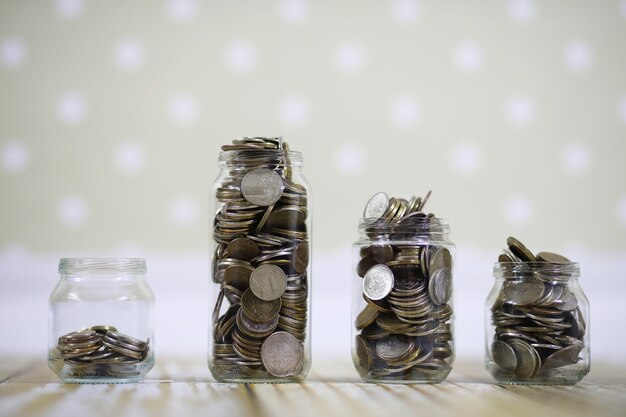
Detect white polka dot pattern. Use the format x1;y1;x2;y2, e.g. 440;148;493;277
0;1;624;254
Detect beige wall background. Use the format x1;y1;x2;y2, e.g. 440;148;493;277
1;0;625;367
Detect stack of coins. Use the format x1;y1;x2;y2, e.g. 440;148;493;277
489;237;585;380
354;191;454;381
211;137;308;380
55;326;150;377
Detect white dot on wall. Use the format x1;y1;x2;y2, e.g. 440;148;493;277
55;0;85;19
169;196;198;227
504;94;535;127
168;93;198;126
277;0;310;24
1;37;27;70
452;41;484;73
388;95;422;129
276;94;310;127
166;0;198;22
617;196;626;228
503;195;534;227
114;141;146;175
333;41;368;75
506;0;537;24
56;92;88;126
225;40;257;74
560;142;591;176
563;40;593;74
390;0;422;25
58;195;89;228
333;143;368;177
618;95;626;124
450;142;483;175
113;38;144;72
1;139;30;175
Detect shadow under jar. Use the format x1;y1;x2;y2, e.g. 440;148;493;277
208;137;312;383
48;258;155;384
485;262;590;385
352;211;455;383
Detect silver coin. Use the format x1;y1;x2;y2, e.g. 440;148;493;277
260;331;303;377
491;340;517;371
363;264;395;301
542;345;581;370
428;268;452;305
509;338;540;379
249;264;287;301
503;279;544;305
241;169;284;207
363;192;389;219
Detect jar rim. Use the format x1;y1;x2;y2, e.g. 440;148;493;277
493;261;579;281
58;258;146;275
218;149;303;166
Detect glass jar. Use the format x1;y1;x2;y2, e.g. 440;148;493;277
48;258;155;383
208;136;312;383
351;194;455;383
485;262;590;385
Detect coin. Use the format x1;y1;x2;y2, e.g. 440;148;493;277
227;238;260;261
260;331;303;377
249;264;287;301
363;264;395;301
502;279;544;305
542;345;581;370
491;340;517;371
536;251;571;264
506;237;537;263
428;268;452;305
509;338;540;379
293;241;309;274
376;335;413;362
241;168;284;207
355;303;380;329
364;192;390;219
355;335;373;372
241;288;282;321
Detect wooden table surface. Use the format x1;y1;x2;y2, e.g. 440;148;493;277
1;357;625;417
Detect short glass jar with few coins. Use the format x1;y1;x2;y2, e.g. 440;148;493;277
48;258;155;383
485;237;590;385
352;191;455;383
208;137;312;382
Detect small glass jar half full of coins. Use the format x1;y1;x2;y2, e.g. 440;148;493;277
48;258;155;383
209;137;312;382
352;191;455;383
485;237;590;385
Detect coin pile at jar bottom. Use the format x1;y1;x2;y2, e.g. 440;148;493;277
53;326;151;378
489;237;586;381
354;192;454;382
211;137;309;380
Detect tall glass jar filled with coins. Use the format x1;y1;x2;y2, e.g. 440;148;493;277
208;137;312;382
48;258;155;383
352;191;455;383
485;237;590;385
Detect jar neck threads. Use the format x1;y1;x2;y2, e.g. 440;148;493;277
357;216;450;242
493;262;579;283
58;258;147;276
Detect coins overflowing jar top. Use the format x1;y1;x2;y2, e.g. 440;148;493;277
218;136;303;168
358;191;450;242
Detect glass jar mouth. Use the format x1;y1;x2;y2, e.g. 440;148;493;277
358;216;450;238
58;258;146;275
494;261;579;282
218;149;303;167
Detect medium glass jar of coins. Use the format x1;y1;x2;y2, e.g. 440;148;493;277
48;258;155;383
209;137;311;382
485;237;590;385
352;191;455;383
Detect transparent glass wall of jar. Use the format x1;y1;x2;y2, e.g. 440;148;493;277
485;262;590;385
48;258;155;383
352;216;455;383
208;137;312;382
